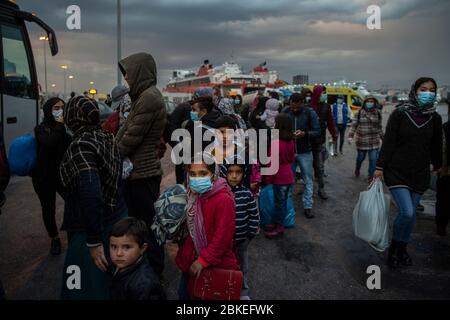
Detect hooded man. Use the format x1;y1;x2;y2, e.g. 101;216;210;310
116;52;167;276
310;85;337;200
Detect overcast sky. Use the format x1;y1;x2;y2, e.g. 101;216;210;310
19;0;450;95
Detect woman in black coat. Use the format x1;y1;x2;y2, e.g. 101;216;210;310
375;77;442;268
32;97;71;255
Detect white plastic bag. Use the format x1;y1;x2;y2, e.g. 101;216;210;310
122;158;133;180
352;179;390;252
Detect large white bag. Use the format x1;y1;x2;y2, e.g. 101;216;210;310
352;179;391;252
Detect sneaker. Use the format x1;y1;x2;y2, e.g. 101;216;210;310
240;295;251;300
304;209;315;219
264;225;284;238
354;168;360;177
50;237;62;256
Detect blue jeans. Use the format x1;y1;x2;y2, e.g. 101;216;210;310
272;184;293;225
292;152;314;209
356;149;379;177
390;188;422;243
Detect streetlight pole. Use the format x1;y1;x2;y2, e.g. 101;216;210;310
69;75;74;93
117;0;122;85
39;36;48;93
61;65;68;99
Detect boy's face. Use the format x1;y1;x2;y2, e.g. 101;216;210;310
218;127;234;147
227;165;244;187
110;235;147;271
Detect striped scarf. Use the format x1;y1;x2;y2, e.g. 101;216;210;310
60;96;121;207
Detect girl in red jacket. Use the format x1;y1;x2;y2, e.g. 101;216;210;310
176;154;239;300
265;113;296;238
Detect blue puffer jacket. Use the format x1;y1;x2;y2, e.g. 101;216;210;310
282;106;320;154
332;103;350;128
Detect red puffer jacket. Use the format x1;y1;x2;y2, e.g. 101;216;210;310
102;111;121;135
176;189;239;273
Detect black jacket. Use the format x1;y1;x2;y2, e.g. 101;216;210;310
62;170;127;245
32;122;71;184
168;102;191;148
282;106;321;154
377;109;442;193
249;97;270;130
111;256;166;300
185;108;222;154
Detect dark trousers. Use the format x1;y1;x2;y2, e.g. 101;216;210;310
436;176;450;234
124;176;165;275
312;143;325;188
333;124;346;154
32;179;64;238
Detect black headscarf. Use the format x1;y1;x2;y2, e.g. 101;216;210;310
60;96;121;207
42;97;65;126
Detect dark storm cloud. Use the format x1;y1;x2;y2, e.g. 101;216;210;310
19;0;450;94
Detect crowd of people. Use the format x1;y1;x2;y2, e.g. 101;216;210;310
4;51;448;300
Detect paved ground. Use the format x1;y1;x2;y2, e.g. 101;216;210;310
0;104;449;300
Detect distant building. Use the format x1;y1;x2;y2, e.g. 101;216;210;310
293;74;309;85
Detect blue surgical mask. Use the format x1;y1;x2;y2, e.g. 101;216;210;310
417;91;436;107
52;109;63;119
366;102;375;109
234;99;241;105
337;99;343;104
320;94;328;103
305;96;312;103
123;111;130;119
190;111;199;121
189;176;213;194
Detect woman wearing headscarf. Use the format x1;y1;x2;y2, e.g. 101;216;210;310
249;96;270;130
101;85;131;136
60;96;127;300
375;77;442;268
175;154;238;300
32;97;71;256
216;92;248;130
348;95;383;184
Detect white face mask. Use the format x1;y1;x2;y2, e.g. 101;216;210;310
52;109;63;119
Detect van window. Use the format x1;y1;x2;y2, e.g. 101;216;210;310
351;95;363;107
1;25;34;98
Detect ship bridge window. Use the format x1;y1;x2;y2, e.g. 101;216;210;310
1;25;34;99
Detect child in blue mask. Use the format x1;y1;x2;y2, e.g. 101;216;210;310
176;154;239;300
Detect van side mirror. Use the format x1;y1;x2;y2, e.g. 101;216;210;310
16;10;58;56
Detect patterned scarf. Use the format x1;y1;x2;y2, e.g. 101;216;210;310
217;98;247;129
398;83;437;116
59;96;121;207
